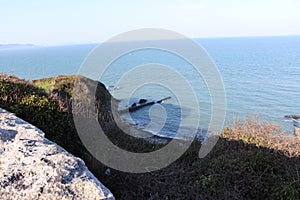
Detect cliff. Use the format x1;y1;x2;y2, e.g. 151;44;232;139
1;73;300;199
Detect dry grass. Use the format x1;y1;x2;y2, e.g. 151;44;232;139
223;116;300;157
0;73;25;83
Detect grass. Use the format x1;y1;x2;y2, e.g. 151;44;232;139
31;78;53;92
1;73;300;199
32;75;76;95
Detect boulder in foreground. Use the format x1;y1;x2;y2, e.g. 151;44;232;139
0;108;114;200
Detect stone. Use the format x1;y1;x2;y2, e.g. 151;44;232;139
0;108;114;200
138;99;147;104
295;127;300;137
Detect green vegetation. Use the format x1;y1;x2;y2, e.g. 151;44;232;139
0;74;77;146
31;78;54;92
1;73;300;199
32;75;76;95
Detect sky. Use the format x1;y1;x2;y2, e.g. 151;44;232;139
0;0;299;45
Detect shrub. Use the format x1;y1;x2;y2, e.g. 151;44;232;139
223;116;300;157
0;74;76;147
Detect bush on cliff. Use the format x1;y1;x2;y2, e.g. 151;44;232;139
0;74;77;147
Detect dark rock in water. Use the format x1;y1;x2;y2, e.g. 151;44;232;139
138;99;147;104
119;97;171;113
284;115;300;120
131;102;137;107
292;115;300;120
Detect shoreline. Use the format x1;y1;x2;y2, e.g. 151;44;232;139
112;98;208;144
111;98;172;144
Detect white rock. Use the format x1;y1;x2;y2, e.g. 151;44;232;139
0;108;114;200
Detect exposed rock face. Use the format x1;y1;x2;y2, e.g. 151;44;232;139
0;108;114;200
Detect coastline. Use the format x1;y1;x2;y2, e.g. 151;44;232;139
111;97;172;144
1;73;300;199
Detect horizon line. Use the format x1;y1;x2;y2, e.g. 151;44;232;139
1;34;300;47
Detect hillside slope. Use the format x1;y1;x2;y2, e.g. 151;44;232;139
1;73;300;199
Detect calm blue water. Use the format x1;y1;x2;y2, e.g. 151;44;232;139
1;36;300;137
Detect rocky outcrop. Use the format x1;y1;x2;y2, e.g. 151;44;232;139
0;108;114;200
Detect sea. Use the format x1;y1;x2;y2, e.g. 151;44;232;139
1;36;300;138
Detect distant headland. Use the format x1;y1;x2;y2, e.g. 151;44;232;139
0;44;37;49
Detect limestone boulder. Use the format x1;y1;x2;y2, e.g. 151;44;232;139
0;108;114;200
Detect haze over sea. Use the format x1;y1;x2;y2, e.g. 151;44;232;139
1;36;299;137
